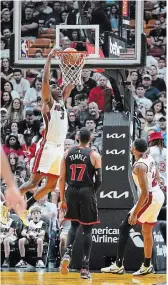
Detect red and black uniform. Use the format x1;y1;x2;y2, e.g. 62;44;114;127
65;146;99;225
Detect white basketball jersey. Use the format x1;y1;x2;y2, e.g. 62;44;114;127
28;220;43;234
132;154;161;193
149;146;167;187
0;219;13;236
43;100;68;144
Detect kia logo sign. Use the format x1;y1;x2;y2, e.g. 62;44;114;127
105;165;125;171
100;191;129;199
106;149;125;155
106;133;126;139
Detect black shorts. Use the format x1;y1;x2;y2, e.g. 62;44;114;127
64;186;100;225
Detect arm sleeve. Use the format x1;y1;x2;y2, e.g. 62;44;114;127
94;168;102;192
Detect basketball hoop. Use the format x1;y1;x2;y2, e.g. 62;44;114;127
55;49;87;85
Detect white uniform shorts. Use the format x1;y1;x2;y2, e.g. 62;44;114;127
130;190;165;225
32;140;64;176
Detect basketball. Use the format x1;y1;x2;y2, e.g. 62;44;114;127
62;48;79;65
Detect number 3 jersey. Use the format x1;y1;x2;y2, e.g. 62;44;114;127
66;146;95;187
43;100;68;145
132;154;162;194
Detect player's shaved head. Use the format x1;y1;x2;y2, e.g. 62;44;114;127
134;139;148;153
79;127;91;144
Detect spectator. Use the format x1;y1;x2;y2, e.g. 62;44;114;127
21;133;36;164
151;100;166;122
45;1;62;26
8;98;24;124
2;28;12;49
158;91;167;106
156;116;167;147
160;16;166;30
60;10;68;24
1;58;13;81
90;1;111;34
109;4;119;31
8;152;20;174
135;84;152;111
21;6;39;39
75;94;89;127
23;77;42;111
3;133;24;161
148;132;166;192
85;117;103;148
149;65;166;92
1;91;13;111
0;36;9;58
67;110;79;140
0;108;9;144
144;109;157;134
42;2;53;15
15;206;46;268
81;69;97;92
1;8;13;32
33;3;47;29
8;122;25;145
3;81;20;100
67;84;89;109
64;138;74;151
18;110;41;139
88;102;104;131
128;70;140;96
1;210;17;268
149;20;166;55
10;69;30;99
139;117;148;140
142;74;160;102
88;75;113;111
157;57;166;81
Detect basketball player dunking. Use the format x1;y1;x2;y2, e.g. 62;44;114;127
2;49;73;225
101;139;165;276
59;127;102;279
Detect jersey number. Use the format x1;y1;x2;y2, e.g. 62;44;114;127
152;171;157;187
70;164;86;181
60;111;64;120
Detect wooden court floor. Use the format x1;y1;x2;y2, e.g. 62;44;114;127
0;271;166;285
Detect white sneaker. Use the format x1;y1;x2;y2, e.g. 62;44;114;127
133;263;154;276
36;260;45;268
101;262;125;274
15;260;28;268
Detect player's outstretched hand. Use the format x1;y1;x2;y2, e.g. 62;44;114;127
48;46;61;59
5;186;26;216
59;200;68;213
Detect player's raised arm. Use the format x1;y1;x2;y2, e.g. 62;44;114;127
129;163;149;225
62;83;74;102
42;49;56;107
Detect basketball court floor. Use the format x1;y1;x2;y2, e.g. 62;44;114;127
0;270;166;285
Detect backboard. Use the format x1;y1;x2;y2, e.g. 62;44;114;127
13;0;146;68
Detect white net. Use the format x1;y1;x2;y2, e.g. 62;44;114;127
55;51;87;85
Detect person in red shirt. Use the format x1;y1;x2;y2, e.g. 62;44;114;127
3;133;24;161
88;75;114;111
21;133;36;165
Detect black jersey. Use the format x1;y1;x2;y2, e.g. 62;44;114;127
66;146;95;187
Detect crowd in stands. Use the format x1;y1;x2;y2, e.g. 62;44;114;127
0;0;167;269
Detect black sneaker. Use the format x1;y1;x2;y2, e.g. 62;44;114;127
2;259;10;268
80;269;92;279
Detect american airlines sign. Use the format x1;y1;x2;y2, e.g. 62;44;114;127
100;191;129;199
106;133;126;139
106;149;125;155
